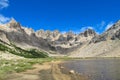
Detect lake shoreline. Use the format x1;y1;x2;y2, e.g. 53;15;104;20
5;60;87;80
1;57;120;80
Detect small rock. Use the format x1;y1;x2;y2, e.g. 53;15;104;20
69;70;75;74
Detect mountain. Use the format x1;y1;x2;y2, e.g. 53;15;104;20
70;20;120;57
35;28;97;54
1;19;53;51
0;19;120;58
0;19;97;54
91;20;120;43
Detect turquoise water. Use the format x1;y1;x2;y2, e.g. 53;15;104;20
62;58;120;80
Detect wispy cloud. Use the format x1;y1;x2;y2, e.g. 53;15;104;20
96;21;106;30
0;0;9;9
95;21;110;34
0;0;10;24
105;22;114;30
100;21;106;28
0;14;11;24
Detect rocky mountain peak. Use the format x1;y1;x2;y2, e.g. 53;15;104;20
6;18;23;32
35;30;46;38
79;28;96;37
91;20;120;43
53;30;60;35
102;20;120;39
9;18;17;23
23;27;34;35
84;29;96;37
106;20;120;32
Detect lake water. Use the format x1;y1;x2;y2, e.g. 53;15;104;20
62;58;120;80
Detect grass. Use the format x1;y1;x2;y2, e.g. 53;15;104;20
0;57;74;74
0;41;78;79
0;58;56;80
0;43;48;58
0;42;50;79
1;56;109;80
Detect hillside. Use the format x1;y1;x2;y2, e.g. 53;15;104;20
0;19;120;58
70;20;120;57
0;18;97;55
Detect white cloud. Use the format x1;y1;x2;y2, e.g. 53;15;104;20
80;26;94;32
0;0;10;24
0;14;11;24
0;0;9;9
105;22;114;30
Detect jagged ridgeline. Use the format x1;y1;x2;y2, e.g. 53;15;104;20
0;18;120;57
0;18;97;55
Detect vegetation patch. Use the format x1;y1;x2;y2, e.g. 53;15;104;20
0;43;48;58
0;58;55;79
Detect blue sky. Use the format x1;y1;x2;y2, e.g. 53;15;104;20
0;0;120;34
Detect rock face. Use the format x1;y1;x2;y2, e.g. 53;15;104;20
70;20;120;57
0;19;53;52
0;30;10;44
0;19;97;54
0;18;120;57
6;18;24;32
36;30;60;41
76;29;96;43
35;28;97;54
91;20;120;43
23;27;34;35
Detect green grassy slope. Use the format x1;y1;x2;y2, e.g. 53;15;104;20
0;42;48;58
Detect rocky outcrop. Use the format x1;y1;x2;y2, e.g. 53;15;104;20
5;18;25;33
0;30;10;44
112;29;120;39
36;30;60;41
23;27;34;35
91;20;120;43
76;29;97;43
0;19;54;52
82;29;96;37
70;20;120;57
